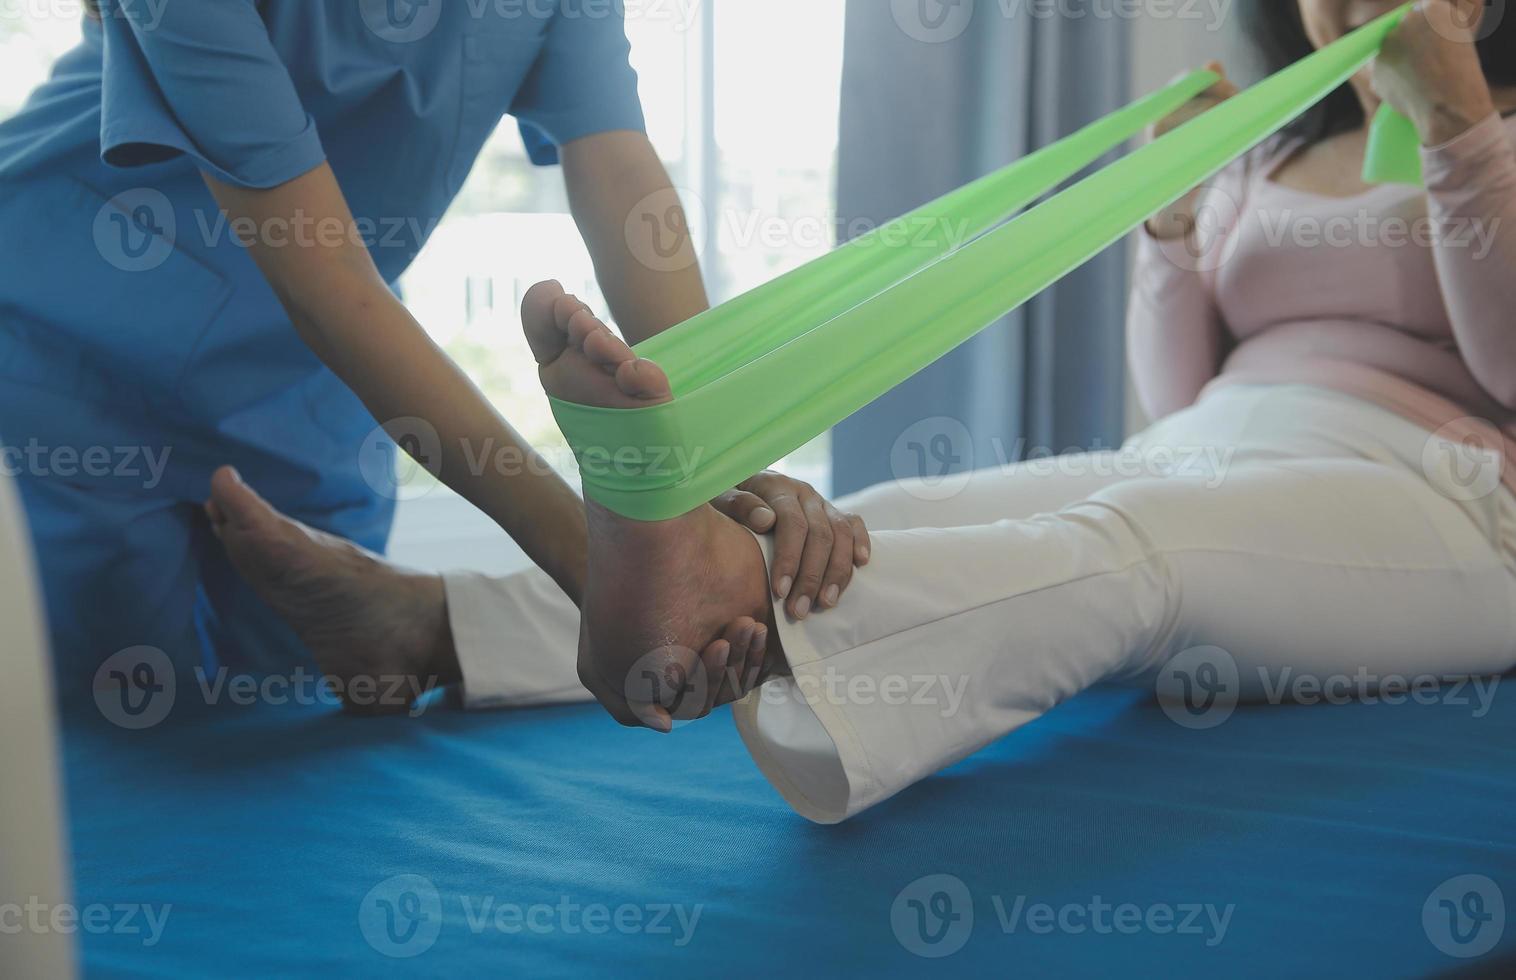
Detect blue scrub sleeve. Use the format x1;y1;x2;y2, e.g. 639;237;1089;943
512;7;648;166
97;0;325;188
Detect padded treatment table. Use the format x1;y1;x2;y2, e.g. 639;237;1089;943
63;683;1515;977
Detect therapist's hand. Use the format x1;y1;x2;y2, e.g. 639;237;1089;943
712;472;870;620
1373;0;1497;146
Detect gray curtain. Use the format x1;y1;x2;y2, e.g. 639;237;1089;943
831;0;1132;495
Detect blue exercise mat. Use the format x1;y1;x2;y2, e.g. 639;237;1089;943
61;683;1516;977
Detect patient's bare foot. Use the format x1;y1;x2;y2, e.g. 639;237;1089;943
523;281;777;730
206;467;459;715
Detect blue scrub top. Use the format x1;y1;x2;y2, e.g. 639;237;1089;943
0;0;645;450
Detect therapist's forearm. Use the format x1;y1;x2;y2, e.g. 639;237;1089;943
290;257;587;600
562;131;710;343
202;167;588;603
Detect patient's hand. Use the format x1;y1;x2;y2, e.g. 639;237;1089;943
1145;61;1239;241
712;471;870;621
1373;0;1498;146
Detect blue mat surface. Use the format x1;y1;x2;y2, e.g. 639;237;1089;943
61;684;1516;977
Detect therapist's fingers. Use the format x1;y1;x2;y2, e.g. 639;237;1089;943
577;660;649;730
621;641;729;732
816;504;858;610
764;490;808;603
710;489;777;532
709;619;750;707
737;621;770;699
788;495;836;620
848;514;872;566
204;466;257;537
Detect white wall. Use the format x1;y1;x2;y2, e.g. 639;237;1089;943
1131;3;1262;94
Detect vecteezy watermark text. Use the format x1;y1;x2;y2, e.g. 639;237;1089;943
1158;645;1502;730
890;0;1234;45
359;417;706;502
0;899;171;948
889;418;1237;502
0;440;171;489
93;647;442;729
358;875;703;958
889;873;1234;958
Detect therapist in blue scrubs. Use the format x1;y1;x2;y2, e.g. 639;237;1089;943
0;0;865;698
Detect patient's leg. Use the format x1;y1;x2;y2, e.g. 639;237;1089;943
206;468;461;712
736;458;1516;823
523;281;777;729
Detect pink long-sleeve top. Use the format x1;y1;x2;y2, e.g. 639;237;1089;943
1128;111;1516;490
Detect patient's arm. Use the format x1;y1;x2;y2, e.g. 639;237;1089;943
1126;202;1231;422
1127;65;1236;422
1422;113;1516;409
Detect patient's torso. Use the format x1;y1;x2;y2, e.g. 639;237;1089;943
1213;139;1487;410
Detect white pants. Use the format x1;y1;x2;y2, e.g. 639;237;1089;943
444;385;1516;823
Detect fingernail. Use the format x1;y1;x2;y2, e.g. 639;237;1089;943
750;627;767;655
777;576;792;599
857;544;870;562
751;507;775;528
824;585;840;607
794;595;811;619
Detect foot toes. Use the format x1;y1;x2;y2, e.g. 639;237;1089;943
553;293;590;333
567;308;608;347
521;280;569;364
579;320;636;371
532;285;674;410
614;357;673;402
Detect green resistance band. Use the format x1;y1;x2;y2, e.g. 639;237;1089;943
553;4;1417;521
1365;102;1424;185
